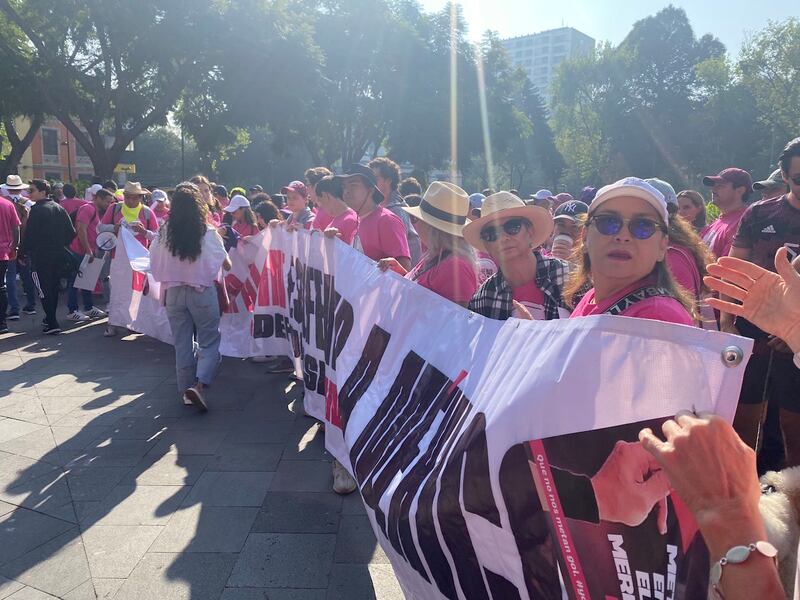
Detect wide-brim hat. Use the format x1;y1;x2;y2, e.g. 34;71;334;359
123;181;147;196
402;181;469;237
4;175;28;191
463;191;554;253
332;164;384;204
752;169;785;191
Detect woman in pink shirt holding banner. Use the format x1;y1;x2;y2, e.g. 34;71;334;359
377;181;478;306
564;177;695;325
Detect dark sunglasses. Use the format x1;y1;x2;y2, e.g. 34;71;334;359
479;218;529;243
588;214;667;240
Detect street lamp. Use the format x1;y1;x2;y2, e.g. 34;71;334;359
61;132;73;182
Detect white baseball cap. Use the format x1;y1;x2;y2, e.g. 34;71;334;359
224;194;251;213
589;177;668;224
151;189;168;203
85;183;102;201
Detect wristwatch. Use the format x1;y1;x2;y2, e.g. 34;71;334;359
710;540;778;598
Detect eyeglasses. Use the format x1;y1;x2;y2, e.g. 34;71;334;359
588;214;666;240
479;218;529;243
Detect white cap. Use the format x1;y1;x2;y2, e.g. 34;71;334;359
151;189;168;203
85;184;102;201
590;177;668;225
532;189;554;201
224;194;250;213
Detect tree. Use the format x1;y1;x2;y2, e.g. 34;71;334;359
0;0;227;178
0;11;43;179
134;126;201;187
738;18;800;165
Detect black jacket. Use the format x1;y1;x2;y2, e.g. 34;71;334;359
19;199;76;261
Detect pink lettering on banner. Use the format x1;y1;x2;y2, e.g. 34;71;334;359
529;439;590;598
325;378;341;429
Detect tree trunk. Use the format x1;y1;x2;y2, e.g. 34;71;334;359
0;113;43;180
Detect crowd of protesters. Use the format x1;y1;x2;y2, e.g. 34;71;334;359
2;136;800;598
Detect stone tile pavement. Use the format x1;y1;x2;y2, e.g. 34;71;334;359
0;309;403;599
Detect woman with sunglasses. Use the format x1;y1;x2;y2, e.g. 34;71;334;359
463;191;570;320
563;178;695;324
377;182;478;307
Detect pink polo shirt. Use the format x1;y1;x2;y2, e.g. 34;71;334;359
312;206;333;231
354;206;410;262
69;203;99;254
61;197;88;217
406;253;478;304
324;209;359;246
701;207;746;259
570;278;694;325
0;197;22;261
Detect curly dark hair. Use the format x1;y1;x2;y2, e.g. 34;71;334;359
165;183;208;261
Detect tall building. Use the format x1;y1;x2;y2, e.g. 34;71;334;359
501;27;595;105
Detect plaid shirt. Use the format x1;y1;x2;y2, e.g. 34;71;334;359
468;251;570;320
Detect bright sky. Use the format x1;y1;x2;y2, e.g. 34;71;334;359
419;0;795;55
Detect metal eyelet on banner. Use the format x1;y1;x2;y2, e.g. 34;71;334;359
721;345;743;367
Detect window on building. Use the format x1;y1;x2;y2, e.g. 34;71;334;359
75;140;89;158
42;128;59;157
526;38;533;46
525;58;532;66
44;171;62;182
552;45;566;54
77;173;93;182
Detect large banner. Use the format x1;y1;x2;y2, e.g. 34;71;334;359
111;228;753;599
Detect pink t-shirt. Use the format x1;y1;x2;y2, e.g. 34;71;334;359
700;207;746;258
233;221;259;238
153;206;170;226
208;211;222;228
323;209;359;245
512;280;547;320
0;197;22;261
69;203;99;254
666;244;701;298
570;279;694;325
354;206;410;262
406;253;478;304
61;197;88;217
312;205;333;231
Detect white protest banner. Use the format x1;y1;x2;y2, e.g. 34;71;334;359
110;228;753;599
73;254;104;291
108;228;172;345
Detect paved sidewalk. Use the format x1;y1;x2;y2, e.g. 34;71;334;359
0;310;402;599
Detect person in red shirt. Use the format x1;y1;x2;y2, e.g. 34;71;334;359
564;177;695;325
721;137;800;467
700;168;753;259
66;188;115;322
313;176;358;245
377;181;478;307
336;164;411;271
60;183;88;220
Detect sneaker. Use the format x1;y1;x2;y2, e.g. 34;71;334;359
332;460;357;495
85;307;107;319
183;386;208;412
6;312;19;321
68;311;91;322
264;357;295;374
0;323;8;334
22;306;36;315
182;393;193;405
103;325;117;337
43;325;62;335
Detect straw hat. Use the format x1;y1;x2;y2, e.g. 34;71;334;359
4;175;28;191
463;191;554;252
402;181;469;237
123;181;147;196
